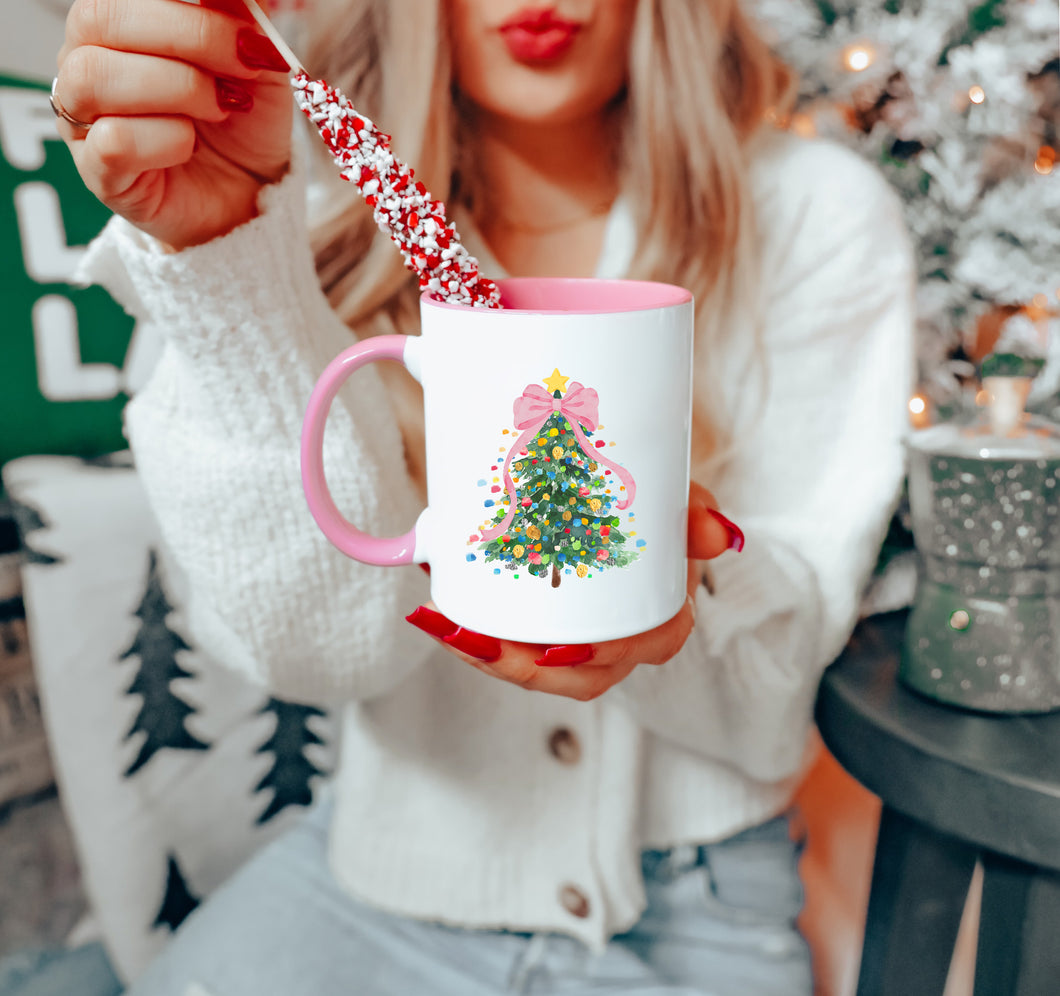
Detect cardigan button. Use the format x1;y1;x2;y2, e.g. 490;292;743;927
547;727;581;765
558;883;591;919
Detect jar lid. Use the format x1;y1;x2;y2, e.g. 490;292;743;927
906;414;1060;459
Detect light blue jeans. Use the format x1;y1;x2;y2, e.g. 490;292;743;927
125;801;813;996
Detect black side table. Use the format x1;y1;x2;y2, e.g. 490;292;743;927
815;611;1060;996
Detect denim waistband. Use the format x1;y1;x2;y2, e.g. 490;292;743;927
640;812;796;883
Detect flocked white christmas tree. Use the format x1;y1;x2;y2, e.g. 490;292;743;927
751;0;1059;409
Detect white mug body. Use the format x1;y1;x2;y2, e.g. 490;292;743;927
408;278;694;643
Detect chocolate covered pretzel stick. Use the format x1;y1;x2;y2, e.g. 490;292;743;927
241;0;502;308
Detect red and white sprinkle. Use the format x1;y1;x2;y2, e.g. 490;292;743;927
292;72;503;309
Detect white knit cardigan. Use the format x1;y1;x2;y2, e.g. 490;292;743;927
78;128;915;950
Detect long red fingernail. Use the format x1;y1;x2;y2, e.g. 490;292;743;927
535;645;595;667
405;605;458;640
236;27;290;72
707;508;745;552
216;77;254;112
443;628;502;663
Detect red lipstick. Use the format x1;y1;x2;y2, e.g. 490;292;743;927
499;7;583;63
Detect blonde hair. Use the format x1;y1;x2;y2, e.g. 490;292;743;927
306;0;794;490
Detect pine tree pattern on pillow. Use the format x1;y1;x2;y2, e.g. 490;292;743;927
2;453;339;976
121;550;211;776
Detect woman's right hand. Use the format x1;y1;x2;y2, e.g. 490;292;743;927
55;0;294;251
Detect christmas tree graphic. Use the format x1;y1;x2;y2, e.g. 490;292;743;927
121;550;210;776
8;497;61;566
473;369;640;587
0;594;26;658
152;852;200;932
252;697;328;824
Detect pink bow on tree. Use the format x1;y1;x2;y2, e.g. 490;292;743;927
480;381;637;542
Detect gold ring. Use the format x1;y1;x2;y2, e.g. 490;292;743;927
49;77;93;131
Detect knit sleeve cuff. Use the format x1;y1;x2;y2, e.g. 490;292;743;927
74;154;377;440
74;154;340;368
609;527;829;783
699;526;824;658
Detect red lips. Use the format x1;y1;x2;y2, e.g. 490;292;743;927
499;7;583;62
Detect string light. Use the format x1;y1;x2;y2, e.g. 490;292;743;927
1026;297;1051;331
968;85;986;104
1034;145;1056;175
842;43;875;72
908;393;930;428
790;112;817;138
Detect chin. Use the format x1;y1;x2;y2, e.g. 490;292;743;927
466;67;617;129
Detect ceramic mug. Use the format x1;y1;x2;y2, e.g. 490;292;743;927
301;277;694;643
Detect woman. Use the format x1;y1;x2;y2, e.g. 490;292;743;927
53;0;915;992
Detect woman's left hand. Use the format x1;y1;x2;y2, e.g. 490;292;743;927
406;482;742;701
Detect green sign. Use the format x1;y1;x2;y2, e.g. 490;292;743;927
1;74;136;467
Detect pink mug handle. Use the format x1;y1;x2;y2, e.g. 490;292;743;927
301;335;418;565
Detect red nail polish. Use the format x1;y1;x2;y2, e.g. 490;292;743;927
443;628;502;663
405;605;458;640
236;28;290;72
535;645;595;667
215;77;254;112
707;508;745;552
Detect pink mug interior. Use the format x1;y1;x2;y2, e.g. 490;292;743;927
423;277;692;315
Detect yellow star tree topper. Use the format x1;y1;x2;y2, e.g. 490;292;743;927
542;368;570;394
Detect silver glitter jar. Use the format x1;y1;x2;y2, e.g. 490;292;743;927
902;415;1060;713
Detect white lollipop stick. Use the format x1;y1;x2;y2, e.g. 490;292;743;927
241;0;303;72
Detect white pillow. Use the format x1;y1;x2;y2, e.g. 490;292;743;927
2;452;338;982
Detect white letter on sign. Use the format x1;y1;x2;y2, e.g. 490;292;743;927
14;182;86;282
32;296;121;401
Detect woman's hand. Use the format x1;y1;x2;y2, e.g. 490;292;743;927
55;0;293;250
406;482;743;701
